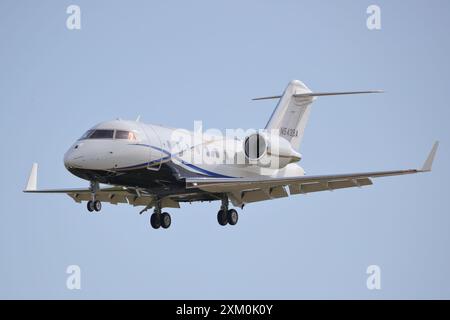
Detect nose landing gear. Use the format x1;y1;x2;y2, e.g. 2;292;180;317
87;200;102;212
86;181;101;212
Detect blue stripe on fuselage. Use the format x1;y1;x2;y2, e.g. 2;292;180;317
118;143;235;178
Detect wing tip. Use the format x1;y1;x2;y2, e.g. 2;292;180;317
421;141;439;172
24;163;38;192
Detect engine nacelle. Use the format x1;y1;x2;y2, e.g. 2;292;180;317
243;132;301;169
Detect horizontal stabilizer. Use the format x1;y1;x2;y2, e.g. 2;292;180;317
253;90;383;101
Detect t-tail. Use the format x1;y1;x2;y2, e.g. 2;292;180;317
254;80;383;150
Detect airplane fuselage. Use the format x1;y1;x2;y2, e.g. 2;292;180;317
63;120;305;198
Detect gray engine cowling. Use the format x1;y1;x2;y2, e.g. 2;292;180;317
243;132;301;169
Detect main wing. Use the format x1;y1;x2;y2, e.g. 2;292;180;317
185;142;439;207
22;164;178;208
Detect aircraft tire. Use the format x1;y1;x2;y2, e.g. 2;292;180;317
93;200;102;212
161;212;171;229
150;213;161;229
217;210;228;226
227;209;238;225
87;200;94;212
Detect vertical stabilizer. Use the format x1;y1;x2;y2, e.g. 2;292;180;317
265;80;314;150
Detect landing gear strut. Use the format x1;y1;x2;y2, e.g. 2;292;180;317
217;195;239;226
150;200;171;229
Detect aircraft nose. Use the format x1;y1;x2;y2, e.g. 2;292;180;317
64;144;85;169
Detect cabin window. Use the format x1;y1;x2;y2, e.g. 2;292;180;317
115;130;137;140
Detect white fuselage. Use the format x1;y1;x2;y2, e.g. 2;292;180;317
64;120;305;185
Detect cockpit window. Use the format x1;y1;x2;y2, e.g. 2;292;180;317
79;130;94;140
115;130;137;140
80;129;114;140
79;129;137;140
89;129;114;139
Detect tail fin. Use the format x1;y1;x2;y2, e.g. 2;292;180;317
264;80;314;150
259;80;382;150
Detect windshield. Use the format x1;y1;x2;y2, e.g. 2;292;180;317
79;129;137;141
115;130;137;140
79;130;94;140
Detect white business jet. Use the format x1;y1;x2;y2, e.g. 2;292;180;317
24;80;438;230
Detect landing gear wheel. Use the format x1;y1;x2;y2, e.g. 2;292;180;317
93;200;102;212
161;212;171;229
87;200;95;212
227;209;238;225
217;210;228;226
150;213;161;229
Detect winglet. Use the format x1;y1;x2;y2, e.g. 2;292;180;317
421;141;439;172
24;163;38;192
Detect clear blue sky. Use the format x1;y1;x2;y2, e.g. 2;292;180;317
1;0;449;299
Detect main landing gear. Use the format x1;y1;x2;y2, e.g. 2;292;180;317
150;200;172;230
217;195;239;226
